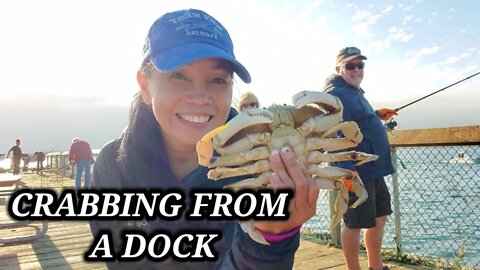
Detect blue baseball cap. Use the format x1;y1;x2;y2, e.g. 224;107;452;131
142;9;251;83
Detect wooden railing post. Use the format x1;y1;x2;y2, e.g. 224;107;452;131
329;189;341;246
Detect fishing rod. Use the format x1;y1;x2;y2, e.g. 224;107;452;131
385;71;480;131
394;71;480;112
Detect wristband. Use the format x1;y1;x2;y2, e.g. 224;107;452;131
256;226;301;244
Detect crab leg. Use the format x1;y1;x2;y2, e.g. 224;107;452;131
224;172;272;190
196;124;229;167
209;146;270;167
307;165;367;209
314;177;351;228
208;160;270;180
216;133;270;156
320;121;363;143
307;150;378;166
305;137;358;152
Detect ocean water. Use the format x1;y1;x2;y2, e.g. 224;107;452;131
305;145;480;268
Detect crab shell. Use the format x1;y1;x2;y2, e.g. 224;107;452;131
195;90;377;242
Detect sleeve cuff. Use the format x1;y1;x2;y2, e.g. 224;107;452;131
256;226;301;244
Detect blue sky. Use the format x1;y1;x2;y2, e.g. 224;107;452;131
1;0;479;153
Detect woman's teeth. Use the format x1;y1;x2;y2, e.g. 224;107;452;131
178;114;211;123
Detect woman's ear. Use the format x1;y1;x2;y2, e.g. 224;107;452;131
137;70;152;105
335;66;341;74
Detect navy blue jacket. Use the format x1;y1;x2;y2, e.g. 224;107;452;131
324;75;395;181
89;110;299;269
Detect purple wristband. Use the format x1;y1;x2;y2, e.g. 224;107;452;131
257;226;301;244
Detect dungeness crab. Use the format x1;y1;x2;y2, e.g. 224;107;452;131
196;90;378;242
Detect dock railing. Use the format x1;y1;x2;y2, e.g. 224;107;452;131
303;125;480;269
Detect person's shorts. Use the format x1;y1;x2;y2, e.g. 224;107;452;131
343;177;393;228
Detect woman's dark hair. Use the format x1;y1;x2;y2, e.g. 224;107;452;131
117;92;176;187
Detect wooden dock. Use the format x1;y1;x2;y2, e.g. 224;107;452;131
0;173;430;270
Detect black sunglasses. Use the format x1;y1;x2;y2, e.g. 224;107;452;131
242;102;257;108
343;62;365;71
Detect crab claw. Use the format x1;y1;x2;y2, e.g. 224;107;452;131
353;152;379;166
292;91;344;135
293;90;343;114
196;124;228;167
214;108;272;147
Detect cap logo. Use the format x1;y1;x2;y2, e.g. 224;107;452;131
168;11;224;41
345;47;361;55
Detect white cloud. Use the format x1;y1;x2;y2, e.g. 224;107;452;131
382;5;394;14
441;53;470;65
402;15;413;25
299;0;324;14
352;10;371;21
369;25;413;51
389;26;414;42
413;46;440;58
371;39;391;51
352;11;382;38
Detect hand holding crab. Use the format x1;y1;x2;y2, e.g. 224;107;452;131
252;148;319;239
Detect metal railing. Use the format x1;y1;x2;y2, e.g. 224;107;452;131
303;125;480;269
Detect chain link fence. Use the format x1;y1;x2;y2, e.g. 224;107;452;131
303;144;480;269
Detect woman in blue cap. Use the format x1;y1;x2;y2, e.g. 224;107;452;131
90;9;319;269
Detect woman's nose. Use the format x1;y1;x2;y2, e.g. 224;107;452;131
185;86;213;105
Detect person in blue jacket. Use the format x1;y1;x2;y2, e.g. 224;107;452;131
89;9;319;269
324;47;397;270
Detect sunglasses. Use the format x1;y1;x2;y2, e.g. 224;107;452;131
343;62;365;71
241;102;257;108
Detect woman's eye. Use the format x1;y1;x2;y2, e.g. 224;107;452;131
211;77;228;84
171;72;187;80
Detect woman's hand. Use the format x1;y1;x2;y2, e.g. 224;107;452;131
254;146;319;234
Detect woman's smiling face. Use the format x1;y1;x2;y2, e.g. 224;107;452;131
140;58;233;149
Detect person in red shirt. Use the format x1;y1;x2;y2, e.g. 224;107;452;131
68;138;93;189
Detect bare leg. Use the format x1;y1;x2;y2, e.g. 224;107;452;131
341;226;362;270
364;215;388;270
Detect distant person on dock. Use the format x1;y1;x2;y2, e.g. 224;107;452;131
68;138;93;189
238;91;260;111
7;138;22;175
21;153;30;172
324;47;397;270
34;151;46;174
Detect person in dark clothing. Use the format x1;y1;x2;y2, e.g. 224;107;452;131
324;47;397;270
89;9;319;269
34;151;46;174
21;153;30;172
7;138;22;175
68;138;93;189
